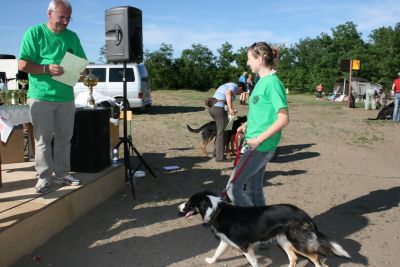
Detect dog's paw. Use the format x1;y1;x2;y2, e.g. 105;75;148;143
205;257;216;264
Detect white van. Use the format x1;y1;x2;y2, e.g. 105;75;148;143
74;63;152;109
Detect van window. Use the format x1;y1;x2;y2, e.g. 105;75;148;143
90;68;106;82
138;65;148;82
79;68;106;82
109;68;135;82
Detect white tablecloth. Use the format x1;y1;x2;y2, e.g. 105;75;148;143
0;105;31;143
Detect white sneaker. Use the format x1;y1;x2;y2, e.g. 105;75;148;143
55;175;80;186
34;178;49;193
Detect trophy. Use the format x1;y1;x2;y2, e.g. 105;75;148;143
18;79;28;90
83;74;98;108
19;90;27;105
10;90;19;105
3;90;12;106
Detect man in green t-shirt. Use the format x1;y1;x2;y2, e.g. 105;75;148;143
18;0;87;193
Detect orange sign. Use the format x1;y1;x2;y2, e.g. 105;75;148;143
352;60;360;70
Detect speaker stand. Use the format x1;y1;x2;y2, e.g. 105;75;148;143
115;62;156;199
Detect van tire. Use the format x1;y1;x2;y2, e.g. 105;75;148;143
115;97;131;110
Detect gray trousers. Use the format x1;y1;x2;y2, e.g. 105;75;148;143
226;148;275;207
208;106;227;160
28;99;75;179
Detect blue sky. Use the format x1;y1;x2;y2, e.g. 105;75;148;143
1;0;399;63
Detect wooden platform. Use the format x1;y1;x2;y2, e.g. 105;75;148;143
0;161;125;267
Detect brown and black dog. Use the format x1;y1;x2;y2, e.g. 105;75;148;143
368;101;394;120
187;116;247;156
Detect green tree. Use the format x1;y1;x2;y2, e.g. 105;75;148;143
144;43;177;90
176;44;216;90
235;47;250;74
368;23;400;88
98;45;107;63
214;42;237;87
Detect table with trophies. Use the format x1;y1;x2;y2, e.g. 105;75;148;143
0;79;34;186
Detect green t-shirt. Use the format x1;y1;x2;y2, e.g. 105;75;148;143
19;23;86;102
246;73;288;152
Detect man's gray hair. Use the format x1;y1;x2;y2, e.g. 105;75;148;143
48;0;72;12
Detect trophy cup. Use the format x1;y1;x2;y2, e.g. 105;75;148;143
10;90;19;105
19;90;27;105
3;89;11;106
18;79;29;105
18;79;28;90
83;74;98;108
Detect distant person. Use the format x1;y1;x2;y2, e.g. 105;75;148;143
18;0;87;193
208;82;244;162
239;86;248;105
315;83;323;99
365;87;377;110
377;88;387;109
392;72;400;122
226;42;289;207
239;74;253;105
239;71;247;84
246;73;254;98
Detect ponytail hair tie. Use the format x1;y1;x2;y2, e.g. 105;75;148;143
272;47;279;59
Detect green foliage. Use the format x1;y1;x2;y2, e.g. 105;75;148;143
99;21;400;92
176;44;216;91
144;43;177;90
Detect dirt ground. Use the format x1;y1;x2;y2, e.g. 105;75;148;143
13;91;399;267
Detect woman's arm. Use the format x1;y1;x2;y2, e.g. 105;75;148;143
225;89;235;116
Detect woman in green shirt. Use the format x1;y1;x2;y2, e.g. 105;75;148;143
226;42;289;207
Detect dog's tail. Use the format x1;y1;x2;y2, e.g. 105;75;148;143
187;122;213;133
317;233;350;258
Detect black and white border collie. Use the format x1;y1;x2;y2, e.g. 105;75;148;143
178;191;350;267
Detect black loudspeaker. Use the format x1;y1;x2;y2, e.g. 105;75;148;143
105;6;143;63
70;108;111;173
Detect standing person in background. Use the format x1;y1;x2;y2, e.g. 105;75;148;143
315;83;323;99
246;73;254;102
365;87;377;110
208;82;244;162
239;71;247;84
377;88;387;109
226;42;289;207
18;0;87;193
392;72;400;122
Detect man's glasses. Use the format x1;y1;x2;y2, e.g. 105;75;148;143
52;11;72;22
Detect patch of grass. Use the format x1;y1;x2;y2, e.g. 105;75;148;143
159;89;212;101
287;94;349;107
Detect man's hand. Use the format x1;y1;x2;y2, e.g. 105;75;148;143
47;64;64;76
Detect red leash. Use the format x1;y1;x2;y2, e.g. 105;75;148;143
233;131;244;167
221;133;252;200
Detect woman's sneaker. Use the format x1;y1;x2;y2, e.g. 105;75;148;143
55;175;80;186
34;178;49;193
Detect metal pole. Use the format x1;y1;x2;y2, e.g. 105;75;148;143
348;60;353;108
122;61;136;199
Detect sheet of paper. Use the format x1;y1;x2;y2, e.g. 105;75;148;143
225;116;235;131
52;52;88;87
163;165;181;171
